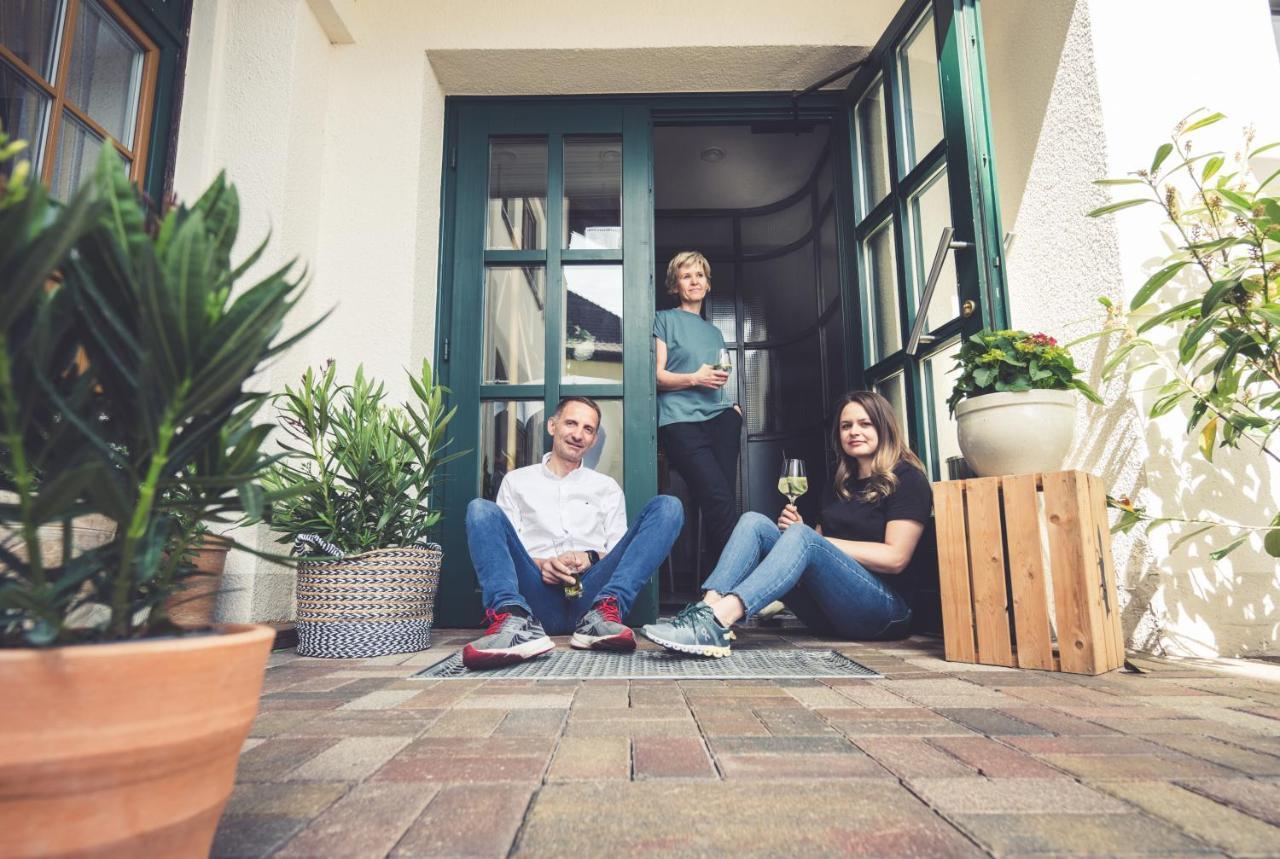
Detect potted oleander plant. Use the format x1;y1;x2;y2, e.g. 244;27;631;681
263;360;462;658
0;130;319;857
947;329;1102;477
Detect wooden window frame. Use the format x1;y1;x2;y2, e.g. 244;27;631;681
0;0;160;187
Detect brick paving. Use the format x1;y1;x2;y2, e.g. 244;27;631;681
214;630;1280;858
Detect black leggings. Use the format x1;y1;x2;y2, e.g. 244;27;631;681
659;408;742;565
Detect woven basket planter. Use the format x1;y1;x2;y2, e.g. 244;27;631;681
294;535;442;658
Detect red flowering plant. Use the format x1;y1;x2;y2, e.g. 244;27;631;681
947;329;1102;414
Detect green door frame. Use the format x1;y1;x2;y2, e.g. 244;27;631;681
843;0;1008;478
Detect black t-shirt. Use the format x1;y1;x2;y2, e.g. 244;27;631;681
819;461;933;599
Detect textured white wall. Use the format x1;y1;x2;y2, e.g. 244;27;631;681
983;0;1280;656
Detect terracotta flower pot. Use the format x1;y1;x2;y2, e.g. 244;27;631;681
163;534;234;629
0;624;273;858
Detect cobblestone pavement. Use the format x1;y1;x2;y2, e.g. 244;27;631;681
214;629;1280;858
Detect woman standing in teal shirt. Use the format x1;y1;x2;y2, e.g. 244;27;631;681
653;250;742;567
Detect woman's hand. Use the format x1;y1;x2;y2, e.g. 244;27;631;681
777;504;802;531
690;363;729;389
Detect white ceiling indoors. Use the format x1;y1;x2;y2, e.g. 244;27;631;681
654;124;831;211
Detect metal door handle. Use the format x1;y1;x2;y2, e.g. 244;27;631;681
906;227;970;356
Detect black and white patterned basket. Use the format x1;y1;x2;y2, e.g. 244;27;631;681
293;535;442;659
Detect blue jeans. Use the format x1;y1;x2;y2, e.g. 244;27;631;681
466;496;683;634
702;512;911;640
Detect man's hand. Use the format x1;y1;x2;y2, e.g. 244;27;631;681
778;504;802;531
536;555;579;586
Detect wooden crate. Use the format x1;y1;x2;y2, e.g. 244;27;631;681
933;470;1125;675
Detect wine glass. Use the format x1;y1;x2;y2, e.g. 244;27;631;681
713;348;733;372
778;458;808;506
553;535;584;598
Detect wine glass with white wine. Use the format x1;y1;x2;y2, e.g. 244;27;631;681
778;458;808;506
714;348;733;405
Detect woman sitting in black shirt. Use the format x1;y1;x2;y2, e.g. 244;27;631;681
642;391;932;656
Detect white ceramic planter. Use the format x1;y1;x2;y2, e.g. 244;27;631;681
954;389;1077;477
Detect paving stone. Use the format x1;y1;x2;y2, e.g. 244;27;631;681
398;736;557;758
569;705;691;721
927;736;1061;778
911;777;1129;814
953;812;1210;856
455;693;573;709
285;736;411;782
280;714;429;738
824;708;978;737
716;752;888;779
393;784;535;858
240;738;265;754
1177;777;1280;825
712;736;860;755
1150;734;1280;776
1005;735;1170;756
235;737;339;782
248;711;321;738
565;718;701;738
998;706;1118;736
630;686;686;707
422;708;507;737
753;706;838;736
258;697;345;712
572;685;629;708
1041;753;1235;781
830;684;918;708
339;689;422;710
937;708;1049;736
694;710;771;737
853;737;974;778
211;815;306;859
373;754;548;783
493;709;567;737
398;687;480;709
1095;780;1280;855
882;678;1017;707
1090;716;1228;736
682;684;791;699
781;686;851;708
514;781;982;857
224;781;349;818
547;736;631;781
274;782;439;858
633;737;717;779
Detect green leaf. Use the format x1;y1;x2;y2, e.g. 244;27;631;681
1200;279;1238;316
1209;535;1249;561
1131;261;1189;310
1200;155;1224;182
1199;417;1218;461
1169;524;1215;553
1137;299;1199;334
1182;111;1225;133
1265;515;1280;558
1087;198;1151;218
1151;142;1174;174
1093;178;1146;186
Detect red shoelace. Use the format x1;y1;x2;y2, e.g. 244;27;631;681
483;608;511;634
596;596;622;624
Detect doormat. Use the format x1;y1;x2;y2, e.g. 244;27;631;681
414;648;878;680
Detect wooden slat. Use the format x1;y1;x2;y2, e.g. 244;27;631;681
1001;473;1055;670
1042;471;1102;674
964;477;1015;667
933;480;976;663
1086;473;1126;671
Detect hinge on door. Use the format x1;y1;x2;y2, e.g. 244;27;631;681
442;337;450;361
449;147;457;169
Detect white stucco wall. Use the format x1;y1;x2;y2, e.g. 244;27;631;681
983;0;1280;656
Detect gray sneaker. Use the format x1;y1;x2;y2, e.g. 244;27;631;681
570;596;636;651
462;607;554;670
641;602;733;658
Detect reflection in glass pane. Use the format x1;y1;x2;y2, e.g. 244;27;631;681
66;0;143;146
822;314;846;410
865;220;900;361
899;14;943;174
740;188;812;255
0;59;51;176
49;111;106;200
1;0;63;80
487;137;547;250
581;399;624;489
856;81;890;217
818;205;839;311
912;168;959;331
925;339;963;476
564;135;621;250
875;372;908;445
704;265;736;344
564;264;623;383
480;400;544;500
483;267;546;384
741;245;816;343
744;338;822;435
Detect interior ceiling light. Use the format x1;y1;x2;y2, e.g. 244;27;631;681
599;149;621;162
700;147;726;163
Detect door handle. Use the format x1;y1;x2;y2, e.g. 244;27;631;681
906;227;970;356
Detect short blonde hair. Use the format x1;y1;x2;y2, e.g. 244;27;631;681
665;251;712;296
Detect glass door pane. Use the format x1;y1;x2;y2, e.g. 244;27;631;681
66;0;143;146
855;80;890;218
564;264;623;383
909;167;959;331
564;135;621;249
864;219;901;362
483;266;546;384
487;136;548;250
898;13;944;174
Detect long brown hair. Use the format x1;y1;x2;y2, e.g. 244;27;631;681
830;391;925;503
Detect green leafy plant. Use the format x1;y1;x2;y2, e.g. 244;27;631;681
947;329;1101;414
0;130;320;646
1085;108;1280;558
263;360;464;556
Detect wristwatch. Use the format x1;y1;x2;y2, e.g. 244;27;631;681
585;550;601;566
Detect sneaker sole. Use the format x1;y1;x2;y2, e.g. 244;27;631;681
640;628;730;658
569;629;636;651
462;636;554;670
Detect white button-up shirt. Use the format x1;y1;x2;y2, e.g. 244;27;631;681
494;454;628;559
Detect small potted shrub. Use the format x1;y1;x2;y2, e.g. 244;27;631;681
0;133;318;856
947;329;1102;477
264;361;462;658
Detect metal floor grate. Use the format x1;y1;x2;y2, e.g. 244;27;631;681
414;648;878;680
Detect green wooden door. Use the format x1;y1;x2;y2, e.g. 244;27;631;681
844;0;1008;478
434;100;658;627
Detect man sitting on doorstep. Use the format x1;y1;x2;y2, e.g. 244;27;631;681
463;396;683;669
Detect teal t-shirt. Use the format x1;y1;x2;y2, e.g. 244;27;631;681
653;308;733;427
